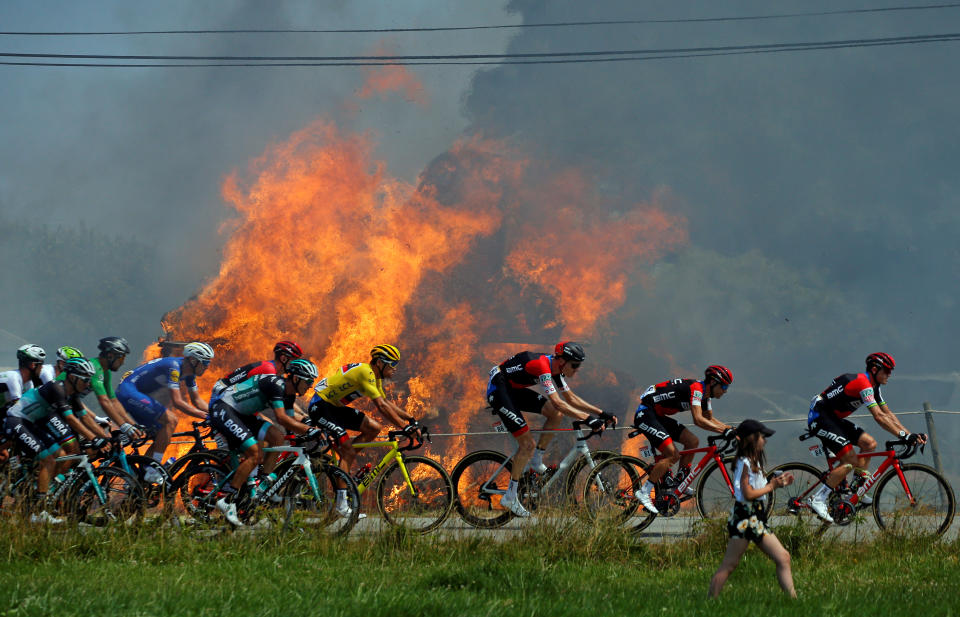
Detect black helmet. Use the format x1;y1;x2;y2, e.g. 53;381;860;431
98;336;131;356
554;341;586;363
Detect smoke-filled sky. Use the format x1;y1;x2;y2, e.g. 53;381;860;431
2;1;958;467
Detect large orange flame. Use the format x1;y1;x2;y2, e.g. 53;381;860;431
157;115;687;465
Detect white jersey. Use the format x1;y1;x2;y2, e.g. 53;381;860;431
0;365;55;409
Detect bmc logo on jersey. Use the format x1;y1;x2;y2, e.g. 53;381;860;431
505;365;523;373
652;392;675;403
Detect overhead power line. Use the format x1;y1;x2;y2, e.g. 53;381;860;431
0;33;960;68
1;31;959;69
2;3;960;35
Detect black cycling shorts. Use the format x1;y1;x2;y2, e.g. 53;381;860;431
3;415;63;458
486;372;547;437
809;414;864;456
307;398;357;445
632;405;686;451
209;401;271;452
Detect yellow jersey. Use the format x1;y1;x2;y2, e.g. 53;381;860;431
312;362;385;407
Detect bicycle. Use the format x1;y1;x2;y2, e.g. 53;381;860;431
767;433;955;536
4;441;145;525
177;430;360;535
334;427;453;533
450;420;609;528
582;431;739;533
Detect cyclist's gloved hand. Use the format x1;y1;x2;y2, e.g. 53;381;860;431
722;427;737;440
598;411;617;428
403;421;422;439
586;416;606;432
120;423;137;437
303;427;324;442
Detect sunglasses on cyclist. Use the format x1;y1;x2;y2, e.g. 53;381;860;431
380;358;399;368
719;383;728;391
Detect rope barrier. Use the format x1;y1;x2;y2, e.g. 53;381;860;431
164;408;958;445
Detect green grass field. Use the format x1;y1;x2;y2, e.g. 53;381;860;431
2;520;958;617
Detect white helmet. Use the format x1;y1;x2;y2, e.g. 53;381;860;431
17;344;46;364
183;342;215;363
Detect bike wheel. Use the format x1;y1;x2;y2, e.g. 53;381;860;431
696;456;737;519
283;464;359;536
70;467;145;526
376;455;453;533
451;450;514;528
764;463;835;536
583;456;650;531
168;451;228;489
563;449;619;506
873;463;956;536
178;464;228;522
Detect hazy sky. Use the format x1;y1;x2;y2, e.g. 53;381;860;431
2;1;958;467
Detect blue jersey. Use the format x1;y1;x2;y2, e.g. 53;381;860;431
123;357;197;398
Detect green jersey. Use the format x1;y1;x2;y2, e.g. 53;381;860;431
90;357;116;399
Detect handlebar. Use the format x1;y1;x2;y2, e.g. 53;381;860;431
572;420;605;441
707;432;738;455
883;436;925;461
387;428;428;452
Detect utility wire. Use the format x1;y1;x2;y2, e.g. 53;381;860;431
2;3;960;35
0;31;958;68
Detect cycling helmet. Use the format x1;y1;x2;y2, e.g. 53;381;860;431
705;365;734;386
98;336;131;356
371;344;401;364
554;341;586;363
63;357;96;380
56;346;85;363
16;344;46;363
183;342;215;363
286;358;318;381
866;352;895;372
273;340;303;359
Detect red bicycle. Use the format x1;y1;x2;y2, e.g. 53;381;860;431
768;433;955;536
583;431;738;533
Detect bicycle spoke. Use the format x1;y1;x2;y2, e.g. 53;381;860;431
873;464;955;536
377;456;453;533
451;451;513;528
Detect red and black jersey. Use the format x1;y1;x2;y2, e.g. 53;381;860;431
496;351;569;396
216;360;277;389
639;379;711;417
811;373;884;419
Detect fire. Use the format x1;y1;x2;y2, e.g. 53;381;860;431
156;110;688;465
356;44;429;106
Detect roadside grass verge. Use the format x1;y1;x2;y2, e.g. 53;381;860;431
1;518;958;616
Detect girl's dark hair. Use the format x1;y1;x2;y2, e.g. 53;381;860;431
736;431;766;472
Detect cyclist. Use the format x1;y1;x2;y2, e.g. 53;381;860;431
50;346;114;460
0;345;56;412
209;358;319;526
632;365;735;514
88;338;144;439
485;341;614;517
116;341;214;474
2;358;105;523
805;352;925;523
210;340;303;405
307;344;420;517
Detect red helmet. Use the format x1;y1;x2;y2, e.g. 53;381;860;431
273;341;303;359
866;352;895;372
705;365;733;386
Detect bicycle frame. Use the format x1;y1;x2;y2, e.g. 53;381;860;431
260;445;321;502
799;448;910;507
349;439;412;496
54;453;106;503
664;441;734;502
477;426;600;499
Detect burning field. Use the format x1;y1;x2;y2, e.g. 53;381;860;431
155;97;688;461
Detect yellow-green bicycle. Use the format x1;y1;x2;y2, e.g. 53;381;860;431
334;427;453;533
